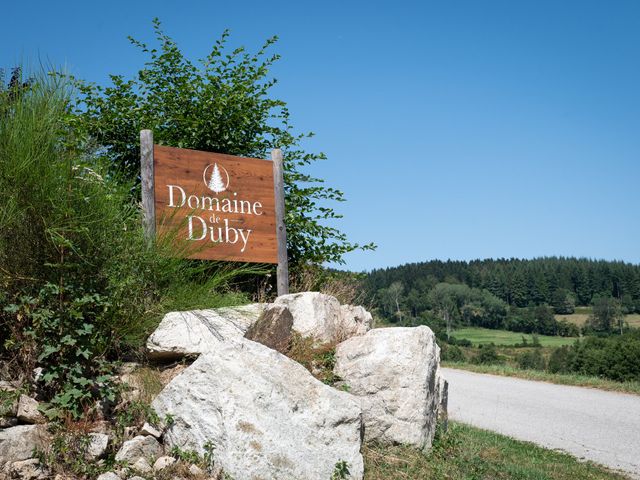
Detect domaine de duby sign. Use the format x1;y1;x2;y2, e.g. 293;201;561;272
140;130;289;293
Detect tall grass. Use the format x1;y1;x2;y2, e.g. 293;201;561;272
0;69;262;411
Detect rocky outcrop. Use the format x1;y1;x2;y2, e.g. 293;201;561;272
244;304;294;354
0;425;50;464
334;326;442;450
146;304;264;360
152;338;364;480
274;292;372;343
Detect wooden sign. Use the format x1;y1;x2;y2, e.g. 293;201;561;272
141;131;289;293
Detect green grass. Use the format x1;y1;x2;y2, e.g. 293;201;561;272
364;421;628;479
453;327;577;347
443;362;640;396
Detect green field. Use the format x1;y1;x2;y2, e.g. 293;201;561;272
452;327;577;347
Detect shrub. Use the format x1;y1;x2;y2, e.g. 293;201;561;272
516;349;546;371
0;70;253;417
472;343;501;365
441;344;466;362
547;346;573;374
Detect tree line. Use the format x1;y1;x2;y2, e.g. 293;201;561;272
366;257;640;335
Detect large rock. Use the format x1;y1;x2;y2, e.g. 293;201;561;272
334;326;442;450
0;425;50;464
152;339;364;480
146;304;264;360
244;304;294;353
274;292;372;344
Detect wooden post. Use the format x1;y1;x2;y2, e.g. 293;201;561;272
140;130;155;244
272;148;289;296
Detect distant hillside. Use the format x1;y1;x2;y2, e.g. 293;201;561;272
366;257;640;313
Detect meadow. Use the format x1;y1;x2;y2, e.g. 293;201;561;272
555;307;640;328
452;327;577;347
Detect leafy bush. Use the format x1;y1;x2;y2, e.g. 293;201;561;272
441;343;466;362
472;343;502;365
547;346;573;374
71;18;374;268
0;70;251;417
516;349;546;370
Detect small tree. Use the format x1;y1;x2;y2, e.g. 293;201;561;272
71;19;374;268
208;163;225;193
588;295;625;334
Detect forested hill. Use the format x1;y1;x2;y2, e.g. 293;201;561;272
366;257;640;312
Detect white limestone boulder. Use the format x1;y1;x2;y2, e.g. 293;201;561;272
146;304;264;360
0;425;50;464
274;292;372;343
152;338;364;480
334;326;442;450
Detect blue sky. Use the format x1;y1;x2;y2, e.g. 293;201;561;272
3;0;639;271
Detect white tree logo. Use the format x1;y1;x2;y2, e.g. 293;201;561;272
203;163;230;193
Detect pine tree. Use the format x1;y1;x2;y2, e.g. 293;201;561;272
208;163;225;193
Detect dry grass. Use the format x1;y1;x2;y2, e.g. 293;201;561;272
556;309;640;328
289;265;367;306
284;333;340;385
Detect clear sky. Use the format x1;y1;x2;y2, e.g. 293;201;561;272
3;0;639;271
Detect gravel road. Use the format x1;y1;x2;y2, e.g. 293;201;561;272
442;367;640;479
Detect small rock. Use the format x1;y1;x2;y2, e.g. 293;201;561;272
153;456;176;471
86;432;109;460
114;435;163;463
244;304;294;353
9;458;47;480
0;381;16;392
140;422;161;439
32;368;43;383
128;477;146;480
131;457;152;473
16;395;45;424
96;473;121;480
189;464;205;476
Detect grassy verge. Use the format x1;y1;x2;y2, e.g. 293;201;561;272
442;362;640;395
364;421;629;479
452;327;577;347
